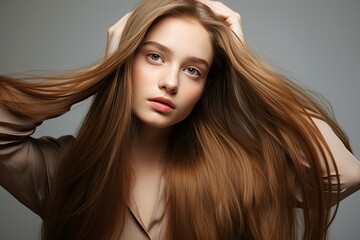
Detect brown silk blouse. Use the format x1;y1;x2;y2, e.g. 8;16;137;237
1;104;360;239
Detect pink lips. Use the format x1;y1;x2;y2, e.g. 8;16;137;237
148;97;176;113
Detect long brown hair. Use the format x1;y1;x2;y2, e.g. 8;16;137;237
0;0;351;239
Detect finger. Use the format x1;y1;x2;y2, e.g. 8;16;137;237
106;12;132;57
195;0;245;42
108;12;132;35
196;0;235;19
109;12;132;30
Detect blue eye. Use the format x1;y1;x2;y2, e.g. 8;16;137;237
147;53;163;63
184;67;200;77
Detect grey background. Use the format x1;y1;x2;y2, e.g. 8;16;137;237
0;0;359;239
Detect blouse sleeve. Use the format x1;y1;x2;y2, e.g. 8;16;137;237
0;104;75;218
312;117;360;203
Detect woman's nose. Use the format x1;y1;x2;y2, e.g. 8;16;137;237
158;68;179;94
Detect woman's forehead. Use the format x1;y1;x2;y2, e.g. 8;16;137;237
142;16;213;64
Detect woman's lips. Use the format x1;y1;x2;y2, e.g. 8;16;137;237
148;97;175;113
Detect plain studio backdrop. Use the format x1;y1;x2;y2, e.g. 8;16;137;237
0;0;359;239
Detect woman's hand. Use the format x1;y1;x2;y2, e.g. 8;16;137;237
195;0;245;43
105;12;132;58
104;1;245;59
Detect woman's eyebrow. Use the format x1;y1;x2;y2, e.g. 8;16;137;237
141;41;210;69
186;57;209;70
142;41;172;55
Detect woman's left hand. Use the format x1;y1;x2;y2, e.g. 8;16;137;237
195;0;245;43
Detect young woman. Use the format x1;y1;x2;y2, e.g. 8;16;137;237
0;0;359;239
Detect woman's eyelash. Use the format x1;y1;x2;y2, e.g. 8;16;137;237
147;53;163;62
146;52;201;77
184;67;201;77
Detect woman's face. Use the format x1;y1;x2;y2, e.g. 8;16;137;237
132;16;213;129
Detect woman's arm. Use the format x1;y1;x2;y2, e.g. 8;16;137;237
0;104;75;217
0;11;132;217
313;117;360;203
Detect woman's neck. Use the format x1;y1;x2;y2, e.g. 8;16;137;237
130;122;171;228
132;122;172;171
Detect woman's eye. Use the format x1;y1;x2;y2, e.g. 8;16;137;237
147;53;163;63
184;67;200;77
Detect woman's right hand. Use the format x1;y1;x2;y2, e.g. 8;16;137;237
105;12;132;58
195;0;245;43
